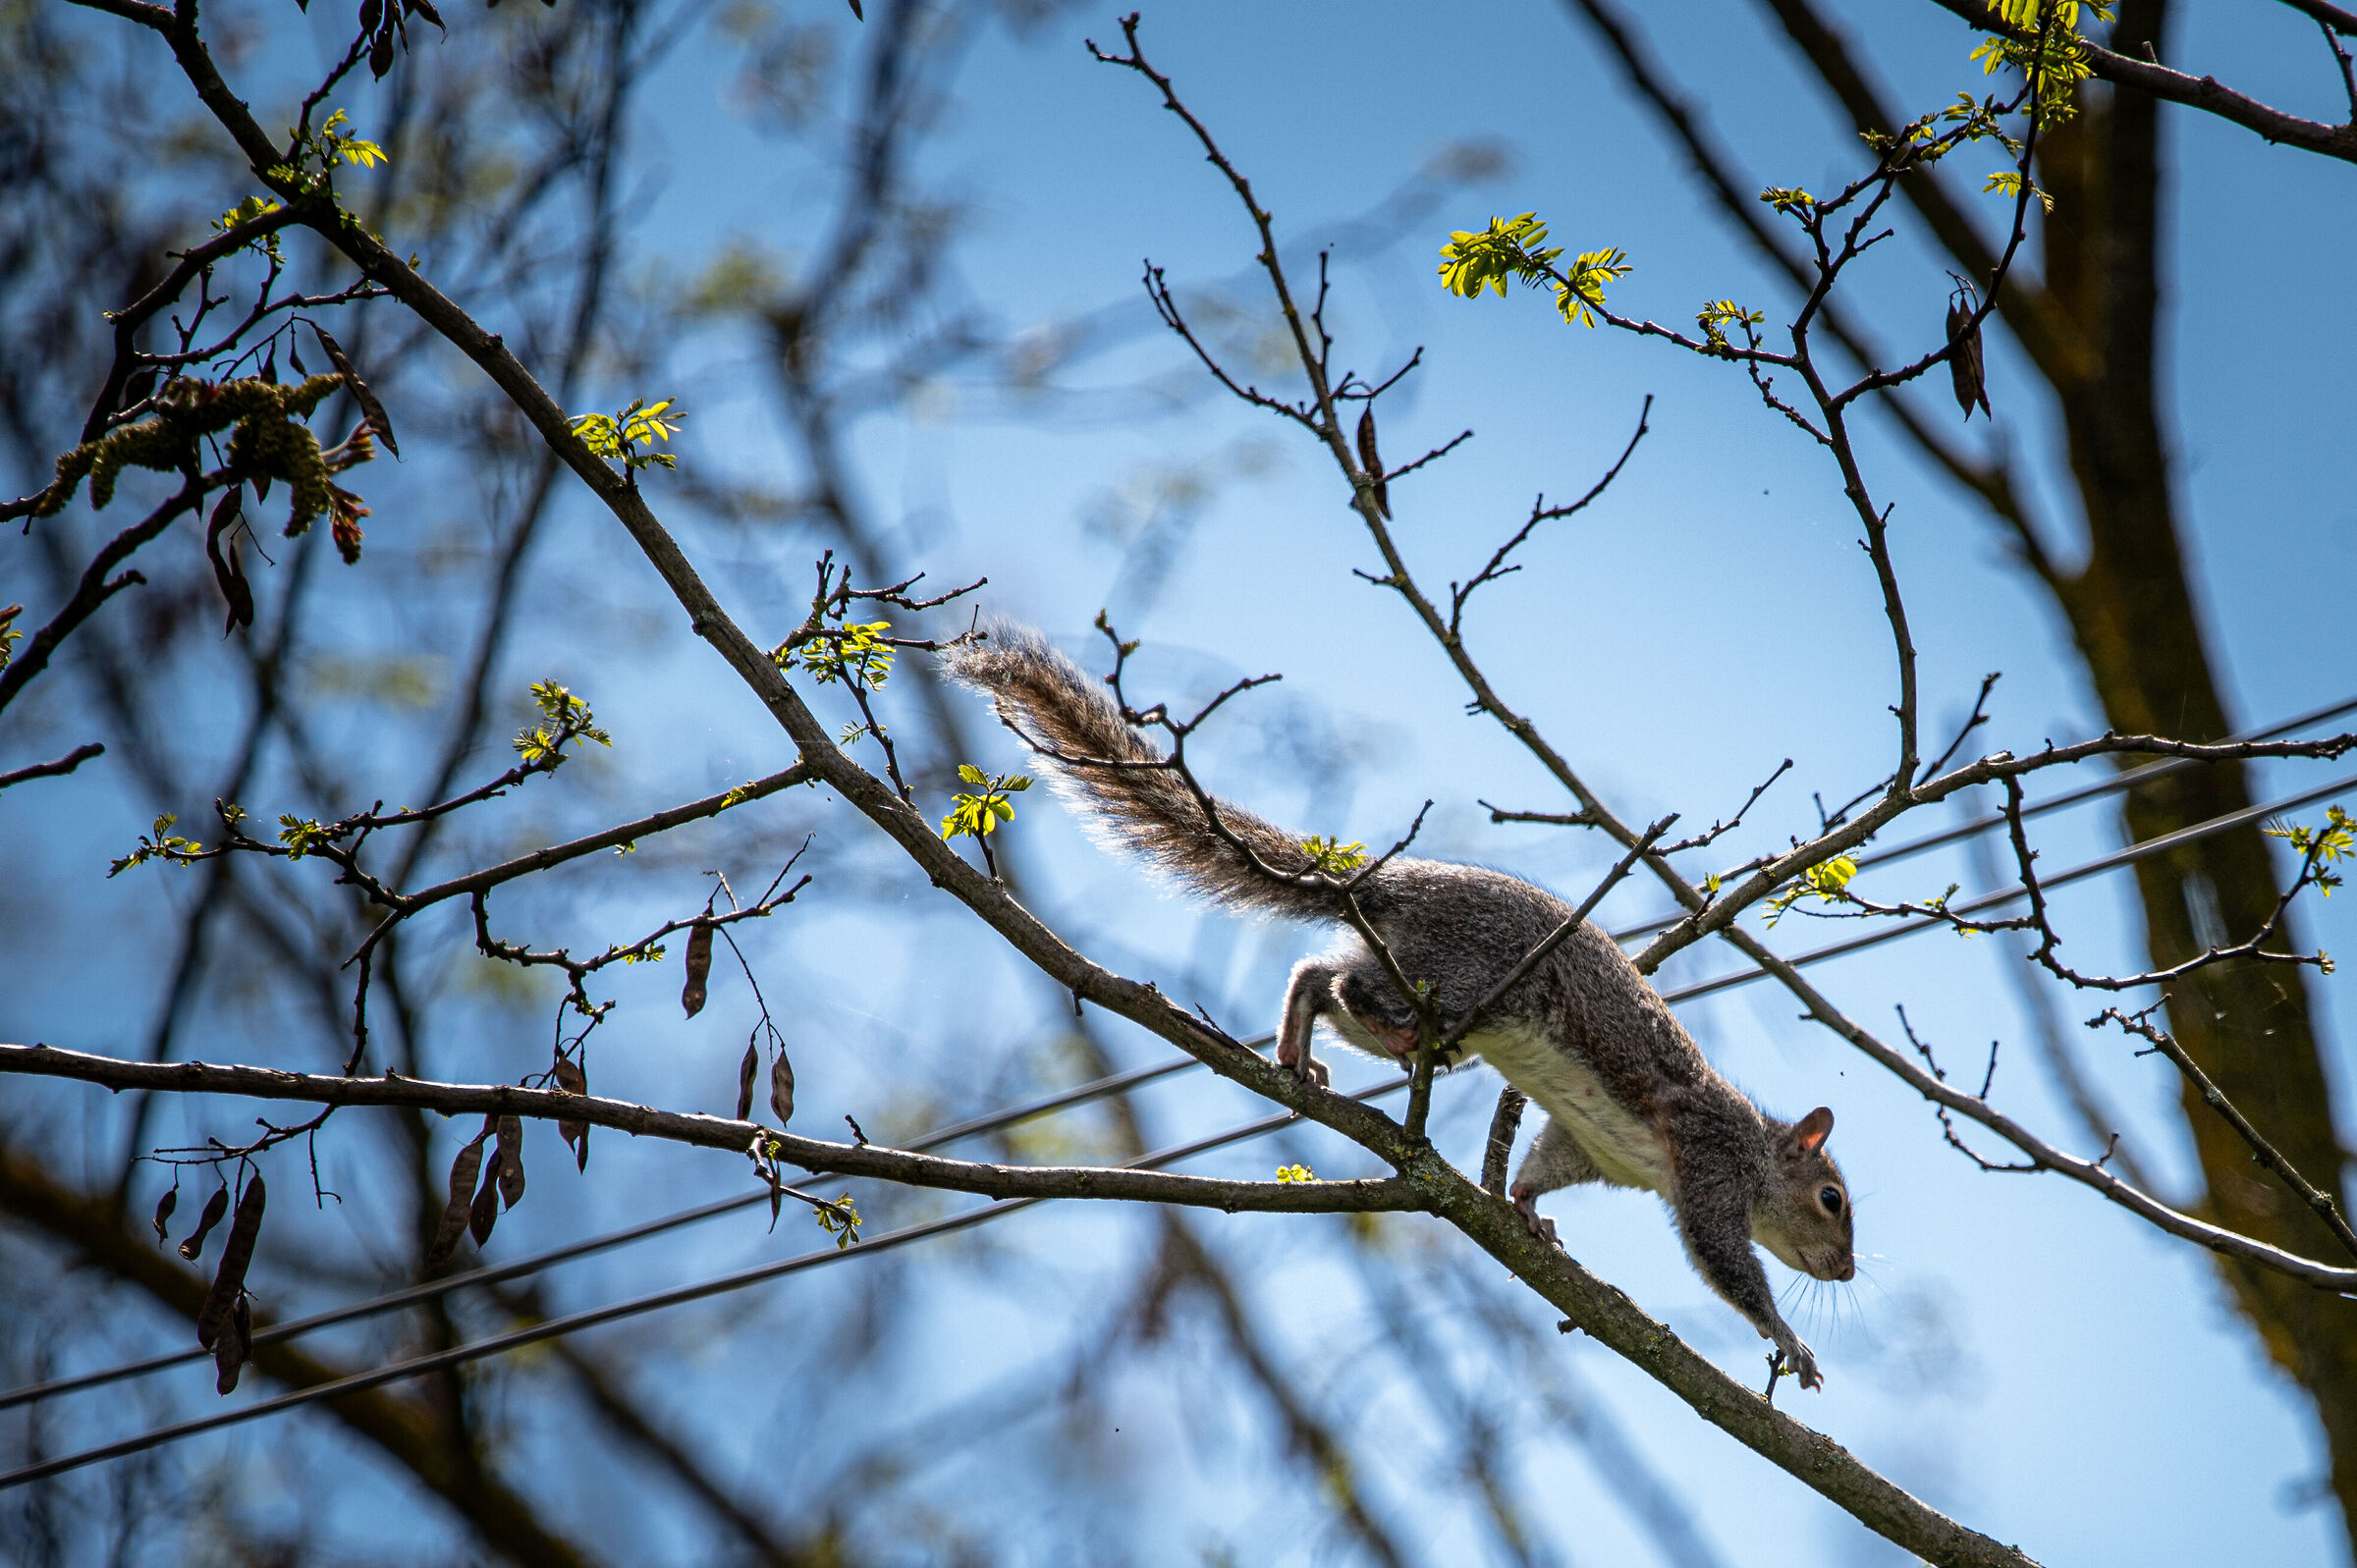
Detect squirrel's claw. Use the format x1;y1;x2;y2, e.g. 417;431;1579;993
1776;1335;1823;1392
1511;1190;1561;1248
1282;1048;1330;1089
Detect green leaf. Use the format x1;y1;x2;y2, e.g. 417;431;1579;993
1299;835;1369;875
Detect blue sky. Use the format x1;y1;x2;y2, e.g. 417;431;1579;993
7;1;2354;1562
610;4;2357;1559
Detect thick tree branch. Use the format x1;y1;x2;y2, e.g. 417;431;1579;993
1926;0;2357;162
0;1043;1420;1217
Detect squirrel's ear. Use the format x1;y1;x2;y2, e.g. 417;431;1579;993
1792;1106;1834;1156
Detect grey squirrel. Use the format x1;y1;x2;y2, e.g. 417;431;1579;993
942;624;1855;1389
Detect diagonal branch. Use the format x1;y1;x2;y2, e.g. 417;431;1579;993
0;479;205;719
0;1142;599;1566
2094;1004;2357;1262
0;742;104;792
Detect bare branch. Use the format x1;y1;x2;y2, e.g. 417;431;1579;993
0;1042;1423;1217
0;479;205;719
2095;1004;2357;1263
1923;0;2357;163
1441;815;1675;1052
0;742;105;792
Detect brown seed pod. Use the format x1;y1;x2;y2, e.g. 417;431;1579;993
214;1294;252;1395
495;1113;526;1208
425;1134;487;1269
553;1054;589;1172
195;1174;264;1350
770;1049;796;1129
1946;300;1991;421
205;485;253;634
735;1039;759;1122
682;922;714;1018
311;325;400;457
179;1184;229;1263
468;1155;501;1247
151;1186;178;1246
1355;406;1390;519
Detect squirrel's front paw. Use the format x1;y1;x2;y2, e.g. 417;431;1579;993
1778;1335;1823;1393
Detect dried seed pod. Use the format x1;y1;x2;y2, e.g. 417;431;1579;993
1355;407;1389;518
151;1186;178;1246
205;485;253;633
495;1113;526;1208
179;1185;229;1263
553;1054;589;1172
735;1039;759;1122
312;325;399;457
1946;299;1991;421
426;1134;487;1269
468;1158;501;1247
195;1174;264;1350
769;1049;795;1128
214;1294;251;1395
682;922;714;1017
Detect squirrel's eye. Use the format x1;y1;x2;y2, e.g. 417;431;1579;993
1819;1185;1843;1216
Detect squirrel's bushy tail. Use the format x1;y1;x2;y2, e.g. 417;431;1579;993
941;623;1339;922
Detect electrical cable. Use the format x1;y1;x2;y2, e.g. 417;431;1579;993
0;1077;1404;1488
1601;692;2357;946
1658;770;2356;1003
0;1055;1201;1413
4;720;2348;1452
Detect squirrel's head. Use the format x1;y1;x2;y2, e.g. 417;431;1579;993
1752;1106;1855;1283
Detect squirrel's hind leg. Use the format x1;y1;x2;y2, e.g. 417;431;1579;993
1277;960;1338;1088
1507;1117;1601;1247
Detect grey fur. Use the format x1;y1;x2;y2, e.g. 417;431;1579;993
941;622;1855;1388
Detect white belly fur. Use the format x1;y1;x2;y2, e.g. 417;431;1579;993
1466;1021;1674;1195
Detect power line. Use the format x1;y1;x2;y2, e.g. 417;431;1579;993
10;748;2350;1419
0;1079;1402;1489
1659;770;2356;1003
6;727;2349;1445
0;1055;1202;1414
1602;692;2357;946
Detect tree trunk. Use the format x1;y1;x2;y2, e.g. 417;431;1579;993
1617;0;2357;1547
2031;4;2357;1542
